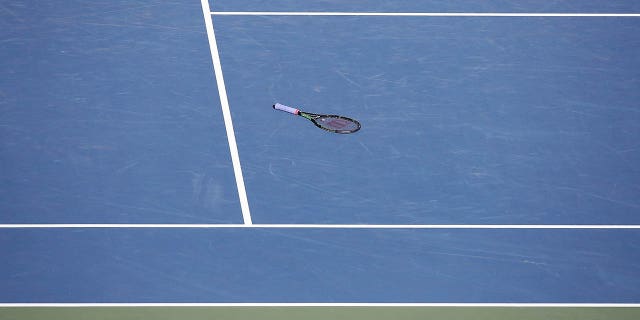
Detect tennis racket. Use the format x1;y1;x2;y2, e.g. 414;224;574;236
272;103;361;134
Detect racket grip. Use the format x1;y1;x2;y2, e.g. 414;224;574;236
273;103;300;115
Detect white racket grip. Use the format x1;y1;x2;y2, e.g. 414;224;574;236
273;103;300;115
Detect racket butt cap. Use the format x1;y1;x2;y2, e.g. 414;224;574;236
273;103;300;115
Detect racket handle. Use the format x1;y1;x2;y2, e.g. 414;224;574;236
273;103;300;115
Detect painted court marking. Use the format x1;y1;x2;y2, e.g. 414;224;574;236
200;0;252;225
1;224;639;229
1;303;639;307
211;12;640;17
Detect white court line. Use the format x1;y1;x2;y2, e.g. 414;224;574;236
211;12;640;17
1;303;639;307
200;0;252;225
1;224;639;229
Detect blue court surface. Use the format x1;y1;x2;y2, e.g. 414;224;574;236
2;0;640;315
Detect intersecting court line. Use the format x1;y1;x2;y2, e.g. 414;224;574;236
211;12;640;17
1;224;639;229
200;0;252;225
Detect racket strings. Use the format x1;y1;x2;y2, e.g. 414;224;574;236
315;115;360;133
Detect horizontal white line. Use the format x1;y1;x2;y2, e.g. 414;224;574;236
0;224;639;229
1;303;639;307
211;12;640;17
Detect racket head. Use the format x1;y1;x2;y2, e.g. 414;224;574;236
301;112;361;134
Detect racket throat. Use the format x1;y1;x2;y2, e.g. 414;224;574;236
299;112;314;120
